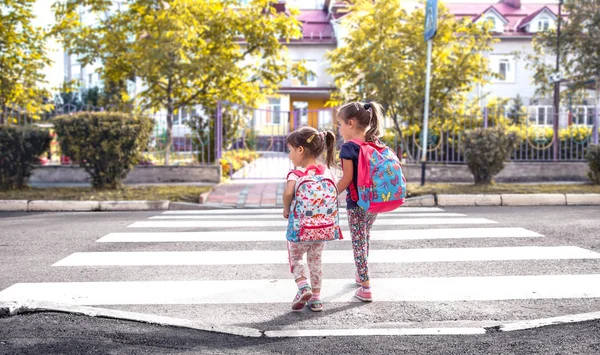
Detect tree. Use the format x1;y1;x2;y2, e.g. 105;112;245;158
0;0;51;124
507;94;527;124
52;0;307;164
527;0;600;100
326;0;496;134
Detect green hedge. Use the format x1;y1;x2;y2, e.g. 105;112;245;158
53;112;153;189
461;127;520;185
0;126;51;190
586;144;600;185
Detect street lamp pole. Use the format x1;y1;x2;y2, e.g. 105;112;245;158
552;0;563;161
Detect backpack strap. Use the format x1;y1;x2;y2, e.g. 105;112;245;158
286;165;326;180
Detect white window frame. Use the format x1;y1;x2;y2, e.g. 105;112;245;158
490;55;516;83
266;98;282;126
572;106;596;126
537;16;550;32
528;106;554;126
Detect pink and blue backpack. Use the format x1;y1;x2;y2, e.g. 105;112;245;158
349;139;406;213
286;165;343;243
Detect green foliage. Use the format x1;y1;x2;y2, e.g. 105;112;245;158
586;145;600;184
52;0;308;164
220;150;260;178
53;112;153;189
326;0;496;132
461;127;520;185
0;0;52;123
0;126;51;190
527;0;600;99
506;94;527;124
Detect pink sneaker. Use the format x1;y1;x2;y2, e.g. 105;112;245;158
355;273;362;286
292;286;313;311
355;287;372;302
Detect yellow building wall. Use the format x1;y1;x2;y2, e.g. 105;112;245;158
289;97;330;129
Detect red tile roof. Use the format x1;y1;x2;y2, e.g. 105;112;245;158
446;3;560;36
292;10;336;44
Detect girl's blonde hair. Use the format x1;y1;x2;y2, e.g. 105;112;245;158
337;101;383;142
286;126;336;168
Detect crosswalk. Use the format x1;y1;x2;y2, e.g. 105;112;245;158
1;207;600;332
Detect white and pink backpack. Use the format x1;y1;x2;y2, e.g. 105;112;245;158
285;165;343;243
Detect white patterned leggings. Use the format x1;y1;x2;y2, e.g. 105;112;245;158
287;241;325;289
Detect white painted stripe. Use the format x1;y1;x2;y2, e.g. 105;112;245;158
97;227;543;243
52;247;599;266
264;327;487;337
161;207;445;215
127;218;497;228
499;311;600;332
149;213;466;220
2;275;600;304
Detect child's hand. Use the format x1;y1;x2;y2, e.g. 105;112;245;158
283;209;289;219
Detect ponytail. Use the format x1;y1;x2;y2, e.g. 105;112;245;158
365;102;383;142
323;130;336;168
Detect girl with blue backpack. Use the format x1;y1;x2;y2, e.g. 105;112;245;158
283;126;342;312
336;101;406;302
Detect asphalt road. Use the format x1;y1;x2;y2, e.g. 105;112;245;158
0;206;599;353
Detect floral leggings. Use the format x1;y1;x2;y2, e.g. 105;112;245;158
288;241;325;289
347;207;378;282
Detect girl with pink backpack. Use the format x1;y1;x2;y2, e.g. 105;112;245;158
336;101;406;302
283;126;342;312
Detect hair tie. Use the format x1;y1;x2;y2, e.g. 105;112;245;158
319;131;326;139
364;103;372;110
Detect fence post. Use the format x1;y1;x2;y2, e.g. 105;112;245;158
215;101;223;161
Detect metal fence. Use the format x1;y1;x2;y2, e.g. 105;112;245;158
2;103;599;170
390;110;599;163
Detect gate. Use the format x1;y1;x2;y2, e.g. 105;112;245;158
215;102;336;179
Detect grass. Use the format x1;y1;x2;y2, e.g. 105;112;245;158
0;185;212;203
0;182;598;204
406;182;600;198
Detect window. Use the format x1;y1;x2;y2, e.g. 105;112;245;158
572;106;596;126
267;98;282;125
491;55;516;83
537;16;550;32
485;16;497;29
528;106;554;126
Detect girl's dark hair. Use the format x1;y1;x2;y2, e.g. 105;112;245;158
337;101;383;142
286;126;337;168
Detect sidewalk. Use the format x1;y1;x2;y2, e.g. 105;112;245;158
205;180;349;208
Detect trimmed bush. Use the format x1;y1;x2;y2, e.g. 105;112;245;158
53;112;153;189
586;144;600;185
0;126;52;190
461;127;520;185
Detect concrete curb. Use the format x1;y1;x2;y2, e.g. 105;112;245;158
198;186;214;204
0;200;170;212
501;193;566;206
0;200;28;212
1;194;599;212
2;300;598;338
437;194;502;207
0;300;262;338
403;194;436;207
566;193;600;205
